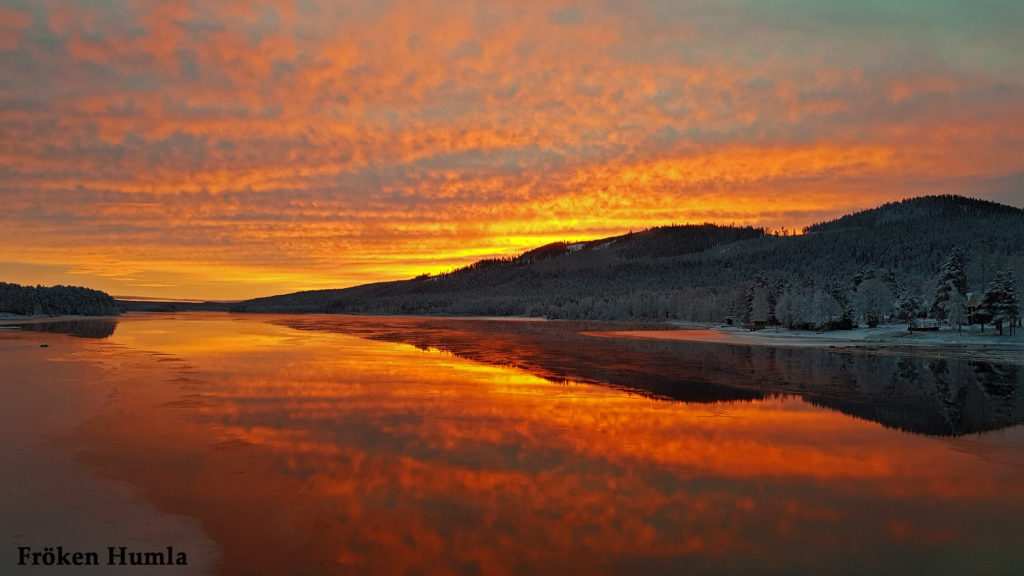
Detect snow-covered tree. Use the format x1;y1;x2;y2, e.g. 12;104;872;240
773;290;796;328
978;271;1020;335
749;286;771;324
776;287;823;329
811;289;843;327
895;296;922;322
854;277;893;328
943;290;967;333
929;247;968;321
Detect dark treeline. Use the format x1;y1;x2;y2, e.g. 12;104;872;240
116;299;232;312
0;282;120;317
231;195;1024;328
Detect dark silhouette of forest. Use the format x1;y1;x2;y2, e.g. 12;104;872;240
5;195;1019;327
0;282;119;317
231;195;1024;327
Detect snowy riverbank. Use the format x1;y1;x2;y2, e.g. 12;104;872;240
587;324;1024;365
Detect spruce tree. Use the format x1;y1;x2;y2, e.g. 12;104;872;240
978;271;1020;335
929;247;967;322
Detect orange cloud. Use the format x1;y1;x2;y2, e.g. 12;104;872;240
1;0;1022;298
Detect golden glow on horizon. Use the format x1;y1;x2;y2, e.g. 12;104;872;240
1;0;1022;299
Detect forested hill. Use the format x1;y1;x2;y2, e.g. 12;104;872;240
231;195;1024;323
805;195;1022;233
0;282;120;317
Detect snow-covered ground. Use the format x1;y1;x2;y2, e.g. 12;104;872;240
588;323;1024;365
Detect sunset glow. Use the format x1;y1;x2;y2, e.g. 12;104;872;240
2;0;1022;299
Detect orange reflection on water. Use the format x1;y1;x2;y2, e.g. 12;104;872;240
68;315;1024;574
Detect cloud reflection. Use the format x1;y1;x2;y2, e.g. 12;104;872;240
69;315;1024;574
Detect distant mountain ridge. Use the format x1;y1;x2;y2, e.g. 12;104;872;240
231;195;1024;323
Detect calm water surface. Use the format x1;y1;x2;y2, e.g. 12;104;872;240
4;313;1024;575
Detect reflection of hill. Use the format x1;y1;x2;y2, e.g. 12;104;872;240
12;319;118;339
275;316;1024;437
283;317;765;403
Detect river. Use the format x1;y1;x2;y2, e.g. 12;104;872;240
2;313;1022;575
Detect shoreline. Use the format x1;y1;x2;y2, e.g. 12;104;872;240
0;330;221;574
0;314;122;326
4;313;1022;364
587;324;1024;365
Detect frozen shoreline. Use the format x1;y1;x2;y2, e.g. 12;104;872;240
4;314;1021;365
587;324;1024;365
0;331;220;574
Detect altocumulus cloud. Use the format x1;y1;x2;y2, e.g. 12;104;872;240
0;0;1022;299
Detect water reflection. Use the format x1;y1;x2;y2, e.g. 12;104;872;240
42;315;1024;575
275;316;1024;437
10;318;118;338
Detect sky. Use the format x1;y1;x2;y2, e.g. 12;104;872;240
1;0;1022;300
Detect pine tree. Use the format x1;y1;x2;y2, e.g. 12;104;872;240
929;247;967;322
895;295;921;322
977;271;1020;335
